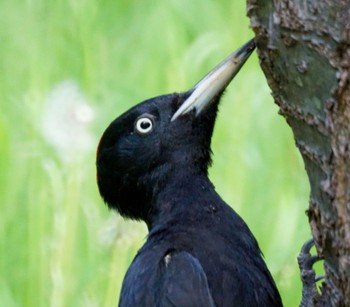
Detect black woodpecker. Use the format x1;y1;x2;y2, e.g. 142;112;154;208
96;39;283;307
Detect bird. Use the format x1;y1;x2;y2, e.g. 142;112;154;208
96;39;283;306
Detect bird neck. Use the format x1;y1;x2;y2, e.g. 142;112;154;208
145;169;215;231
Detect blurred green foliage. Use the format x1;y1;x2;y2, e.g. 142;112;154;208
0;0;311;306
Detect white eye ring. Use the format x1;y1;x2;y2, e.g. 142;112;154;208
134;116;154;135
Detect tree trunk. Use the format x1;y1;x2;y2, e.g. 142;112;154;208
246;1;350;306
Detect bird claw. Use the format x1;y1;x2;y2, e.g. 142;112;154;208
298;239;324;307
315;274;325;283
298;239;324;281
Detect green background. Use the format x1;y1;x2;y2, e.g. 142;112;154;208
1;0;314;306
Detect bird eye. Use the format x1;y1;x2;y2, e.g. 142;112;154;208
134;115;154;135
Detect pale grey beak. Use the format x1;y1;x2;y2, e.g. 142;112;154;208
171;39;255;121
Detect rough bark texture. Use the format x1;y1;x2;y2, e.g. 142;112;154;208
246;1;350;306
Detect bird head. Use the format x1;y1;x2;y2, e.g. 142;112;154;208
96;39;255;221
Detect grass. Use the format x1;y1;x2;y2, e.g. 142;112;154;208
0;0;311;306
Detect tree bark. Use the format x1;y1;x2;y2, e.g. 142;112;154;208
246;1;350;306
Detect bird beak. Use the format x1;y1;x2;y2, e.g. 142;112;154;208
171;39;255;121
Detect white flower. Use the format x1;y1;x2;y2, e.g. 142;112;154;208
41;80;95;163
